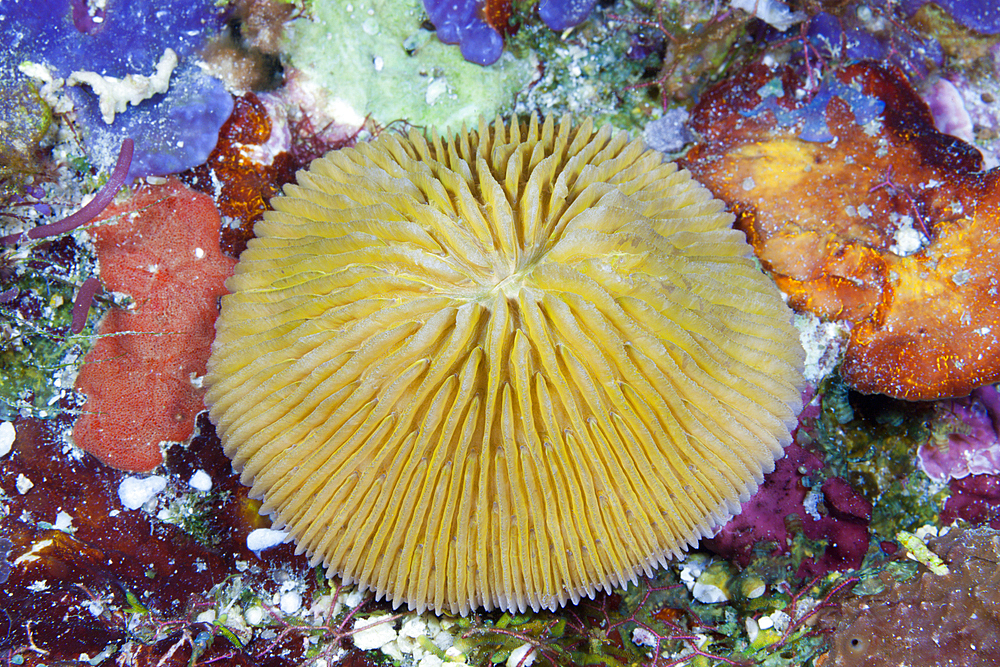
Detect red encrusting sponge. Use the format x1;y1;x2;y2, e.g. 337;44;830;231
72;180;236;472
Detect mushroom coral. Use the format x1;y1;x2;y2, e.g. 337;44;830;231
205;115;806;615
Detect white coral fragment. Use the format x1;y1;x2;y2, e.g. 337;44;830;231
67;48;178;124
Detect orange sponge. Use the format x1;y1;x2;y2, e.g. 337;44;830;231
685;61;1000;400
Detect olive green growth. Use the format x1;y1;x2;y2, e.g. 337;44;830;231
0;77;52;197
0;267;101;421
813;373;948;538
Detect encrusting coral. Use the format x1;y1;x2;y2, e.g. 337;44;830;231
205;114;806;616
824;526;1000;666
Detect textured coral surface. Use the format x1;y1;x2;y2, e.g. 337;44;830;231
72;180;235;471
685;61;1000;400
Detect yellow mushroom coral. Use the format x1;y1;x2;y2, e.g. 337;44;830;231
205;115;805;616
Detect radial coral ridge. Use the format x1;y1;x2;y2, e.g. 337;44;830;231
205;115;806;615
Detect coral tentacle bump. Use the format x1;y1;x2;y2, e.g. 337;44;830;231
205;115;806;615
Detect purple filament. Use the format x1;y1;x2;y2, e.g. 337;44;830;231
0;286;18;304
70;276;102;334
2;137;134;246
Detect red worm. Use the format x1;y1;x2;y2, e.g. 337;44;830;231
70;276;102;334
2;138;134;246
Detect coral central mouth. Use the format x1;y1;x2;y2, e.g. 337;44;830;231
492;267;531;299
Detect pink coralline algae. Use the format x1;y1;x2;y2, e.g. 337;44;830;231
940;474;1000;529
917;385;1000;482
922;78;975;145
706;441;872;579
72;180;235;472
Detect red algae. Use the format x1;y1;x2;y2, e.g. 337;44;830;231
706;441;872;579
72;180;236;472
0;415;333;666
180;92;361;257
684;61;1000;400
180;93;298;256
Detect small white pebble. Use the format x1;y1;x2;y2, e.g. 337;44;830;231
53;510;74;532
189;469;212;492
691;581;729;603
280;589;302;614
117;475;168;510
196;609;217;623
399;616;427;639
16;474;34;494
342;588;365;608
352;615;398;650
246;528;289;556
418;654;445;667
0;421;15;457
244;605;265;625
508;643;536;667
194;247;206;259
758;615;775;630
769;610;792;633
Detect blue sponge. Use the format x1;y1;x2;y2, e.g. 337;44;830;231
538;0;599;31
423;0;504;66
0;0;232;179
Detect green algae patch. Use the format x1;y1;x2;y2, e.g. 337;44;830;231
286;0;535;133
0;253;100;421
507;11;662;133
812;375;948;537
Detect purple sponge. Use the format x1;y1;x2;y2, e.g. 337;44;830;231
538;0;599;31
423;0;504;66
0;0;232;179
903;0;1000;34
